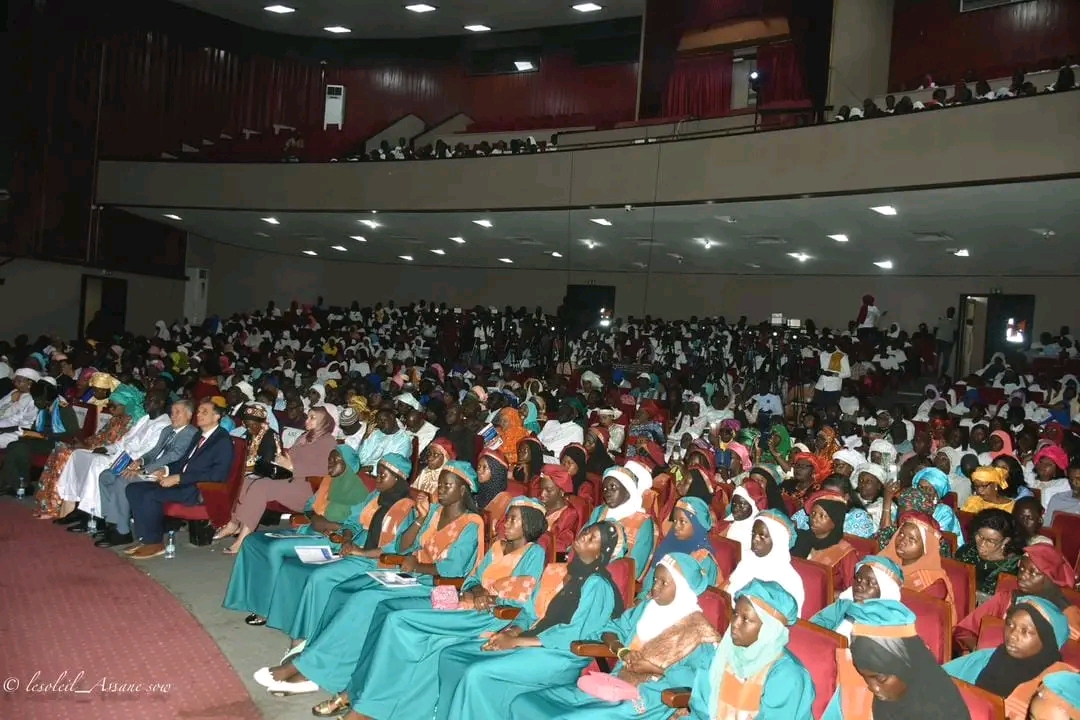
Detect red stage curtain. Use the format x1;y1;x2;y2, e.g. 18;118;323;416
662;52;733;118
756;41;808;104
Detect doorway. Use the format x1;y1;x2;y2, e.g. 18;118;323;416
79;275;128;341
561;284;616;339
956;293;1035;378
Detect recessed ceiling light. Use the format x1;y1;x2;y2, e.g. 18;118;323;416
303;250;317;256
787;252;811;262
405;3;437;13
590;218;612;226
399;255;413;261
581;239;599;249
450;236;466;244
498;257;513;263
330;245;347;252
255;231;270;238
359;219;381;229
572;2;604;12
163;213;182;220
953;249;970;257
746;262;761;268
261;217;280;225
828;234;849;242
430;248;446;255
464;24;490;32
472;219;493;228
874;260;894;269
514;61;535;71
870;205;898;216
551;251;563;258
264;5;295;14
696;238;718;249
350;235;367;242
324;26;351;33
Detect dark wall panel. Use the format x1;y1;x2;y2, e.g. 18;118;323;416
889;0;1080;91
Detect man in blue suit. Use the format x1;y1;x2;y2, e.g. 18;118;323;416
94;399;199;548
126;399;235;559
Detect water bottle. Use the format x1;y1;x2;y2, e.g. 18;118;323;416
15;477;25;500
164;530;176;559
87;516;98;534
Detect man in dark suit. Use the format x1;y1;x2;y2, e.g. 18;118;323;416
94;399;199;548
126;399;235;559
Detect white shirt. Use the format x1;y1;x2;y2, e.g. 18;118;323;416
859;305;882;329
409;421;438;453
110;414;172;457
1027;477;1071;511
816;351;851;392
0;390;36;429
537;420;584;461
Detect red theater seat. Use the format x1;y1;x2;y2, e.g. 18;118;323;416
709;533;742;579
1051;511;1080;567
699;587;732;635
943;557;977;619
843;534;878;561
953;678;1006;720
788;620;846;720
901;588;953;662
792;557;835;619
606;558;637;610
163;437;247;528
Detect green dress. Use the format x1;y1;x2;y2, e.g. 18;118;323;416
587;506;656;580
290;524;514;693
434;574;617;720
508;602;716;720
691;648;815;720
223;490;412;621
339;542;547;715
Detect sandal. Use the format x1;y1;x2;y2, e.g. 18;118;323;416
212;524;239;541
245;614;267;626
311;695;350;717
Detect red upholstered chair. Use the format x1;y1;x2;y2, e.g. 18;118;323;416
843;534;878;561
977;615;1005;651
708;533;742;580
1051;511;1080;567
699;587;732;635
957;511;976;542
996;573;1080;606
901;588;953;662
577;474;601;506
564;494;593;533
953;678;1006;720
606;558;637;610
791;557;835;619
163;437;247;529
942;557;977;619
1064;639;1080;667
30;403;100;469
1036;525;1063;551
942;531;958;555
483;491;514;544
788;620;847;720
942;492;957;509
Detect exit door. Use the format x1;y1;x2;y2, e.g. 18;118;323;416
79;275;128;342
956;293;1035;377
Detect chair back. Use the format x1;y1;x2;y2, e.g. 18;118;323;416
641;488;662;526
582;472;603;506
996;572;1080;606
606;557;637;610
698;587;732;635
708;533;742;580
942;531;958;555
953;678;1006;720
564;495;592;536
1064;639;1080;667
1051;511;1080;568
787;620;847;720
900;588;953;662
73;403;99;441
977;615;1005;651
506;479;528;497
483;492;514;544
942;557;977;618
843;534;878;561
957;510;977;542
1037;525;1063;550
942;492;957;509
791;557;835;619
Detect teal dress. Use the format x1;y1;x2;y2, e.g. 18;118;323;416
223;487;390;618
636;551;718;602
587;506;656;580
809;599;856;634
509;603;715;720
292;536;534;694
274;509;476;642
941;648;996;682
435;574;617;720
690;648;815;720
344;543;547;716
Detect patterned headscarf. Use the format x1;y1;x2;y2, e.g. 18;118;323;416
109;384;146;422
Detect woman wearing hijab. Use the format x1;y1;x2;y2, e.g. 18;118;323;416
822;600;969;720
515;437;545;497
276;497;547;711
433;522;627;720
687;579;813;719
223;448;414;627
956;508;1025;600
637;497;718;601
495;407;529;465
412;437;455;497
588;465;656;580
811;555;904;640
912;466;966;543
475;448;509;510
815;426;842;461
979;429;1015;465
584;426;614;476
954;544;1079;653
853;462;888;527
748;464;787;512
791;473;877;538
782;452;830;512
945;596;1075;718
717;481;767;553
1031;445;1071;511
560;443;589;496
521;399;542;434
539;465;581;556
962;465;1017;513
217;406;336;553
880;512;955;611
760;423;792;468
791;488;858;592
1028;671;1080;720
725;509;806;614
510;553;721;720
33;382;140;520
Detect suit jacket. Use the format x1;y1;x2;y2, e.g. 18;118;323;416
166;426;235;486
141;423;199;474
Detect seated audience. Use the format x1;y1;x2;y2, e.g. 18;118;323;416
725;509;805;614
955;508;1025;602
0;380;79;494
811;554;905;639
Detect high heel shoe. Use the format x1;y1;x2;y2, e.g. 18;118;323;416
212;524;239;541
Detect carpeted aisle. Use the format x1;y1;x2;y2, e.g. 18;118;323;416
0;501;262;719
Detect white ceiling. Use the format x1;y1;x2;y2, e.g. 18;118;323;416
130;179;1080;275
171;0;644;38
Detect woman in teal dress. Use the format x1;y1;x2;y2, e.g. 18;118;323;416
810;555;903;640
687;579;814;720
510;553;721;720
433;521;627;720
588;465;656;580
256;460;485;695
253;453;415;635
318;497;550;718
223;445;407;625
636;497;719;601
911;467;966;544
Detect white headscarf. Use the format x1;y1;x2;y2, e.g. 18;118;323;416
725;485;760;552
832;448;867;471
624;460;654;494
633;556;702;643
725;513;805;614
602;466;645;522
833;561;903;639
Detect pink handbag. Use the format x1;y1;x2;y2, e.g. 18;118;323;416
430;585;460;610
576;671;641;703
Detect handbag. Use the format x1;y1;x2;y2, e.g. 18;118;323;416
430;585;460;610
576;671;641;703
253;457;293;480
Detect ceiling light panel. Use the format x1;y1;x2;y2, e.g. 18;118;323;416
359;219;381;229
350;235;367;242
163;214;182;220
514;61;535;71
464;24;490;32
874;260;894;269
572;3;604;12
498;257;513;263
787;252;811;262
330;245;347;251
870;205;898;216
953;249;970;257
430;249;446;255
261;217;280;225
264;5;295;13
302;250;317;256
828;234;849;242
472;219;493;228
399;255;413;261
550;251;563;258
405;4;437;13
590;218;612;226
324;26;352;33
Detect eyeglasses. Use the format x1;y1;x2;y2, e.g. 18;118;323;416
974;533;1005;547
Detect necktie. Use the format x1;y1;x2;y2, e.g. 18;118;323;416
183;434;207;472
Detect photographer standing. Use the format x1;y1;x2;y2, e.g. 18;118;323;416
814;336;850;407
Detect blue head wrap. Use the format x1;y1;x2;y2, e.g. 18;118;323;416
1015;595;1071;649
336;445;361;474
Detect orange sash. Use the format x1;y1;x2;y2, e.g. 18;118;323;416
356;496;415;547
1063;606;1080;642
837;648;875;720
311;476;334;517
714;663;776;720
809;540;854;568
530;564;569;621
484;543;539;604
416;508;485;574
1005;662;1077;719
691;547;722;587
